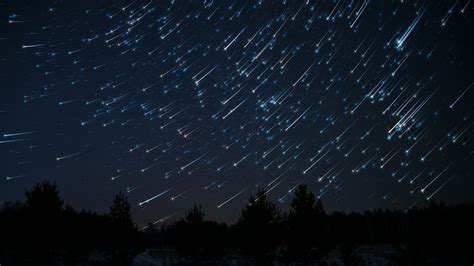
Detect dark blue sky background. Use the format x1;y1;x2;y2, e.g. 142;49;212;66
1;0;473;226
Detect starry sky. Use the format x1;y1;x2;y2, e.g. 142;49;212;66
1;0;473;226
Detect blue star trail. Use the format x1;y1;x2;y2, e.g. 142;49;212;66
1;0;473;225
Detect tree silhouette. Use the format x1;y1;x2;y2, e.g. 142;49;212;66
236;189;282;262
22;181;65;248
1;181;474;265
110;192;133;229
239;189;280;226
24;181;64;216
286;184;327;261
185;204;205;224
107;191;139;264
0;182;144;264
289;184;326;217
165;204;228;260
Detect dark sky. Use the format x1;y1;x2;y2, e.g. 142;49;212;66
1;0;473;226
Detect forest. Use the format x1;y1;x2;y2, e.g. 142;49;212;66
1;181;473;265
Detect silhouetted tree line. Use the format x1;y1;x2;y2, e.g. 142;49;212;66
144;185;474;265
1;181;473;265
0;181;140;265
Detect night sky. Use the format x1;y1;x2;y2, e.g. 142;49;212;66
1;0;473;226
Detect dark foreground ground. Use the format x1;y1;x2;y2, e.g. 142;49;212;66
132;245;472;266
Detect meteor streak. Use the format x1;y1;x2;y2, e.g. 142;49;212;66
22;43;47;49
0;138;30;144
217;187;248;208
139;187;173;206
3;131;36;138
56;152;81;161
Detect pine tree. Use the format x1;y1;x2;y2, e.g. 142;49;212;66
25;181;64;216
109;192;133;229
287;184;327;260
185;204;205;224
237;189;281;260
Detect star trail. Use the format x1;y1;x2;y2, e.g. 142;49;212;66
1;0;473;225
